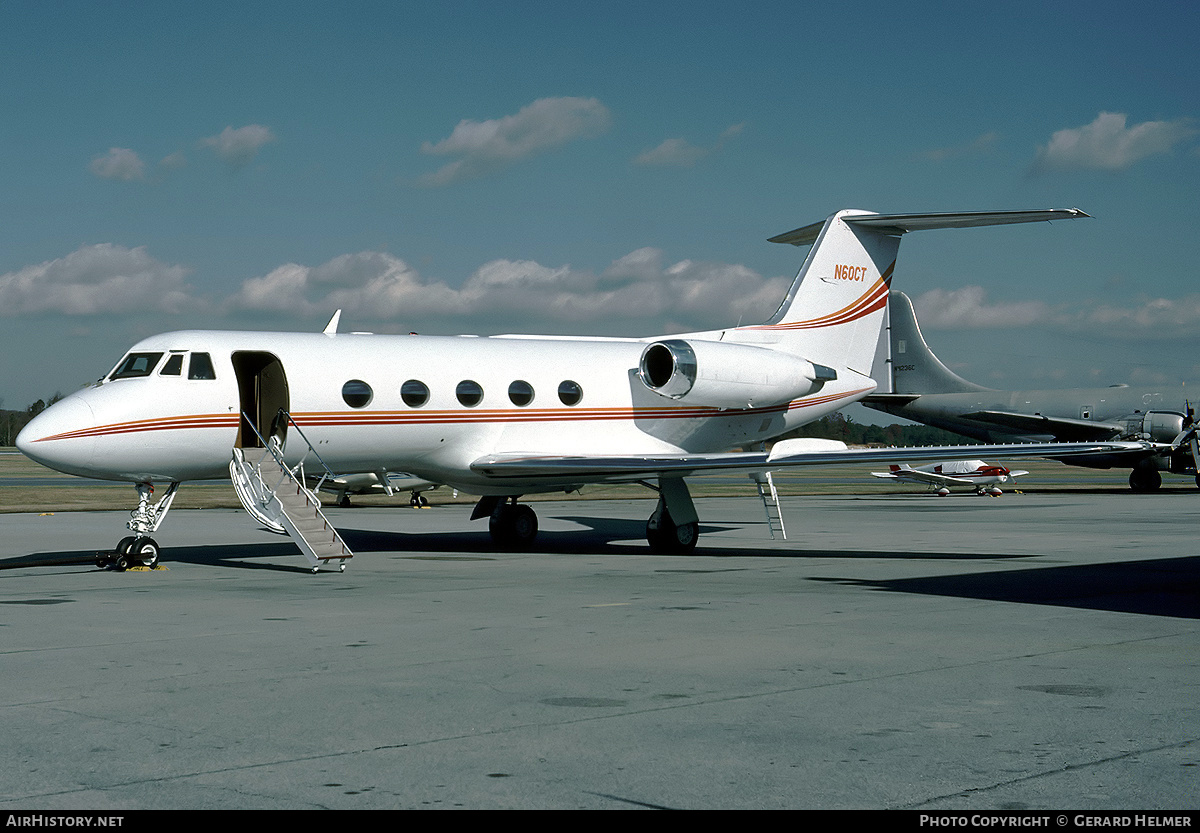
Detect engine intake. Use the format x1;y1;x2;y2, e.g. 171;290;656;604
638;339;836;410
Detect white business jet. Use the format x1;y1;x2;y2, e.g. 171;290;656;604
17;208;1147;572
871;460;1028;496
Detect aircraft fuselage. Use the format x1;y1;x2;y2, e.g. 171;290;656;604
19;329;868;493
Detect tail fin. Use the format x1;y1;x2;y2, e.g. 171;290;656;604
739;209;1088;380
740;209;898;377
887;291;988;394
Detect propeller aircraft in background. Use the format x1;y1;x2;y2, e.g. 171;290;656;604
871;460;1028;496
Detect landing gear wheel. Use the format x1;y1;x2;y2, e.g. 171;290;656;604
130;537;160;569
646;513;699;554
1129;467;1162;492
489;504;538;548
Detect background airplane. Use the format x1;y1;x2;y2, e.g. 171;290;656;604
871;460;1027;496
308;471;441;507
863;292;1199;492
17;209;1151;572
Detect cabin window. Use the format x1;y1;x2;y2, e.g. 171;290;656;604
160;354;184;376
401;379;429;408
188;352;216;380
456;380;484;407
342;379;373;408
558;380;583;406
508;380;535;407
109;352;164;380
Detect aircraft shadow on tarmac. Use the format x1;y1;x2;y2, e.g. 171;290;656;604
0;510;1117;568
812;555;1200;620
7;517;1199;618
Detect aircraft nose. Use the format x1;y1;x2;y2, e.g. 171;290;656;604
16;396;97;476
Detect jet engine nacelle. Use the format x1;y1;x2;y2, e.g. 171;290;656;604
638;339;836;410
1135;410;1188;443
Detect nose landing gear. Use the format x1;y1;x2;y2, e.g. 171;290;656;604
98;483;178;571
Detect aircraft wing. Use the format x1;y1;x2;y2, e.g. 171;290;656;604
961;410;1126;441
470;440;1149;483
870;467;973;486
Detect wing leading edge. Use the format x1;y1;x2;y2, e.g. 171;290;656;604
470;440;1151;483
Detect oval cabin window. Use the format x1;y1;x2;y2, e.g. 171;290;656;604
401;379;429;408
456;380;484;407
508;380;535;407
558;380;583;406
342;380;373;408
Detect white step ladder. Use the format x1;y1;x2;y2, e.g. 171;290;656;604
750;471;787;540
230;440;353;572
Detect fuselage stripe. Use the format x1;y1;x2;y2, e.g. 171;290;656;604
741;261;894;332
32;387;873;442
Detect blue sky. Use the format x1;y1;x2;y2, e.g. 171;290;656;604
2;0;1198;415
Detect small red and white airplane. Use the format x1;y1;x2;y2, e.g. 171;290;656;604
871;460;1028;496
17;208;1148;571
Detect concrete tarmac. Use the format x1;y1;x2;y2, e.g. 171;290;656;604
0;491;1197;810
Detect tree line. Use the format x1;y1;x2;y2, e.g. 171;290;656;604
0;394;63;447
777;412;967;447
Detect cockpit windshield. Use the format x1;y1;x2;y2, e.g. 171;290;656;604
108;352;164;381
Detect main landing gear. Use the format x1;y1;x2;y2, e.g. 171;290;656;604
473;477;702;554
645;478;699;554
97;482;178;571
474;497;539;548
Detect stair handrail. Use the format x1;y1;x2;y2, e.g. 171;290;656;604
238;409;338;496
238;412;296;496
277;409;338;494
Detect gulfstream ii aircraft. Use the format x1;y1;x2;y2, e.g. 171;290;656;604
17;208;1149;572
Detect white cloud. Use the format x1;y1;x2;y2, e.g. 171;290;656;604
0;245;194;316
88;147;146;181
201;124;277;168
159;151;187;170
925;131;999;161
634;138;709;167
911;285;1200;341
1068;294;1200;340
634;123;745;168
227;252;461;318
1032;112;1196;173
418;97;611;186
910;286;1050;329
228;247;789;333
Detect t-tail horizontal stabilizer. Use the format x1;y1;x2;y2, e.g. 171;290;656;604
767;209;1090;247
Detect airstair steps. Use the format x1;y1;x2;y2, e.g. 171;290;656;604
230;445;353;572
751;471;787;540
